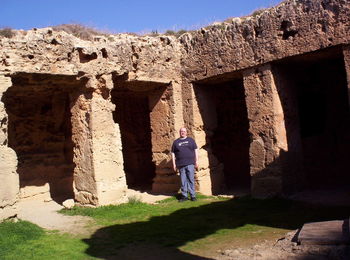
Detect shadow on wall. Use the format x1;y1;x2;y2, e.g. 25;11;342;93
82;192;350;259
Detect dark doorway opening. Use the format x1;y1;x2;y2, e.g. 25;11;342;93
195;76;251;193
111;86;156;191
273;47;350;190
2;74;79;203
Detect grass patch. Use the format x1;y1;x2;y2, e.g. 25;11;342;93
3;196;350;259
0;220;91;260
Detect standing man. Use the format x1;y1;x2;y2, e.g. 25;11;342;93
171;127;199;202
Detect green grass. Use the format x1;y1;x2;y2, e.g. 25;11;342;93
0;220;92;260
61;193;219;225
1;195;350;259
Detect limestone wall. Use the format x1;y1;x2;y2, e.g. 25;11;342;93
181;0;350;81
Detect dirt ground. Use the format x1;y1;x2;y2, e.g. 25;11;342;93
217;230;350;260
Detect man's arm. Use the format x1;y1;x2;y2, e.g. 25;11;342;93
171;152;177;172
195;148;199;170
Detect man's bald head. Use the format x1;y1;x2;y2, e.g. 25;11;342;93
179;127;187;138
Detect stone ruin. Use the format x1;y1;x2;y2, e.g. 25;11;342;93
1;0;350;220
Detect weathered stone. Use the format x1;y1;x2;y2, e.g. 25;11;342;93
62;199;75;209
249;138;265;172
0;146;19;209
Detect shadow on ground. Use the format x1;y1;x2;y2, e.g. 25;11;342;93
83;197;350;259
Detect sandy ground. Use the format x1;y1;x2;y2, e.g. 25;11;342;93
16;199;93;234
15;189;171;234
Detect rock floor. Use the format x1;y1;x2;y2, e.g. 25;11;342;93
217;230;350;260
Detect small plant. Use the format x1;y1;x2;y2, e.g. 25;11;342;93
128;195;142;204
107;36;115;42
0;27;15;38
150;30;159;36
165;30;176;35
175;29;188;37
164;29;188;38
251;8;267;17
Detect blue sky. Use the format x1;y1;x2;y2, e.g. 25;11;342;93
1;0;283;34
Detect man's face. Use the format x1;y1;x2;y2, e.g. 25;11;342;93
179;128;187;138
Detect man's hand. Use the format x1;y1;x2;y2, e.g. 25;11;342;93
195;162;199;171
171;153;177;173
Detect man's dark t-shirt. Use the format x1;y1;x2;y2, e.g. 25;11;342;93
171;137;197;167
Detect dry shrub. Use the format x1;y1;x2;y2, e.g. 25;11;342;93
251;8;267;17
52;24;108;40
0;27;15;38
165;29;188;38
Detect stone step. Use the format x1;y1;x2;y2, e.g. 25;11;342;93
298;218;350;245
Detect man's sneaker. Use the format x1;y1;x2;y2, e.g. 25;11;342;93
190;197;197;201
178;197;188;202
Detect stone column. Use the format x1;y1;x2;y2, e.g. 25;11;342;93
90;88;127;205
72;75;127;206
191;83;224;195
0;75;19;219
343;45;350;107
151;82;182;193
70;87;97;206
243;64;288;198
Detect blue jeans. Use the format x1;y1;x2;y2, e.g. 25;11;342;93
179;164;196;198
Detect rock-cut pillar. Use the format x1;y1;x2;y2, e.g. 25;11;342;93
71;75;127;206
0;75;19;219
243;64;288;198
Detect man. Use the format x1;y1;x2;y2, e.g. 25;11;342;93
171;127;199;202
